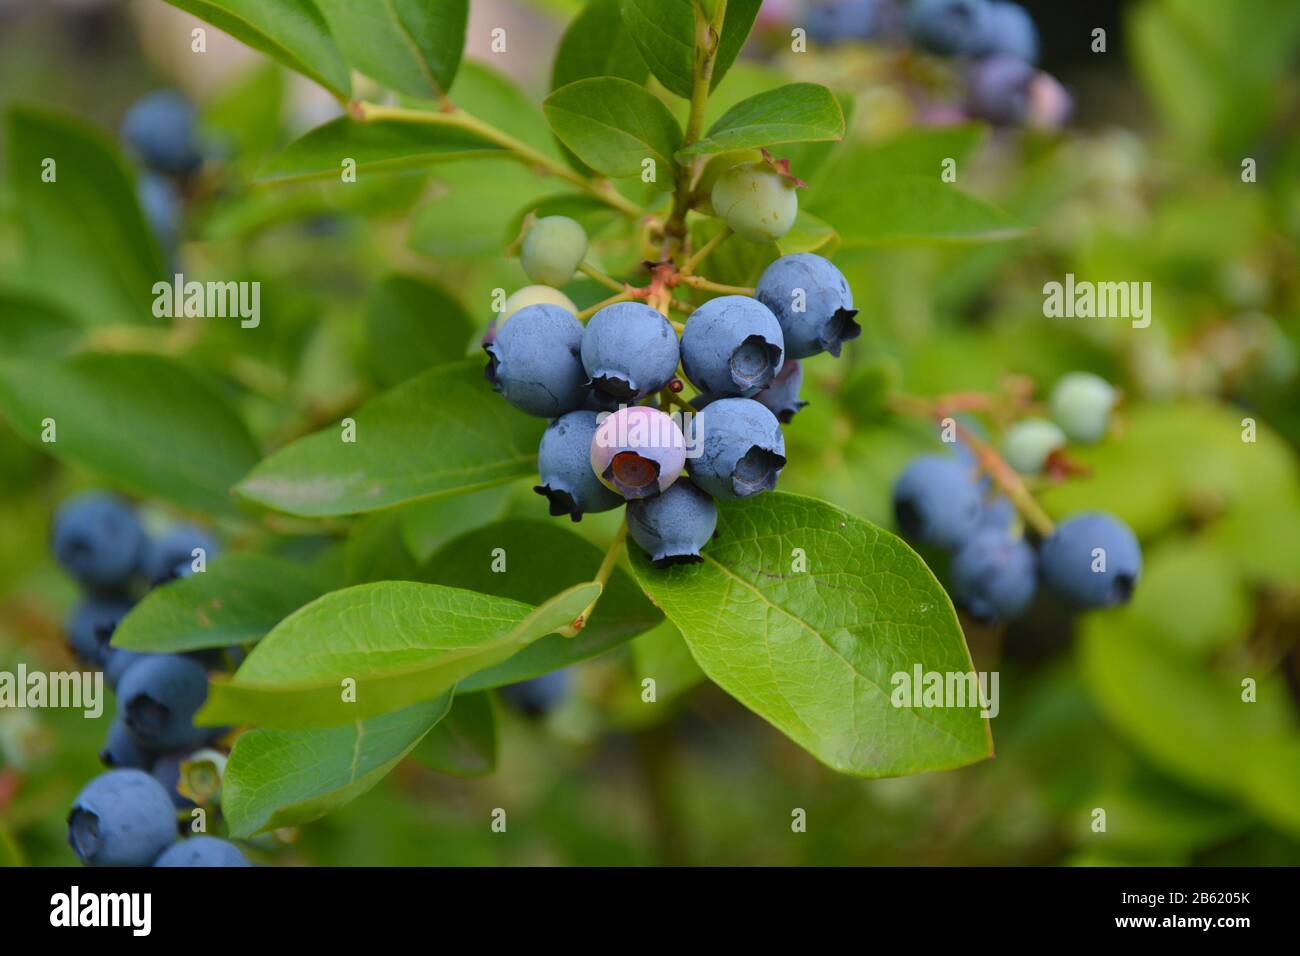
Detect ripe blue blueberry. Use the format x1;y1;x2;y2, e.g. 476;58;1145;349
590;406;687;499
892;454;982;551
627;478;718;567
52;492;146;592
908;0;991;55
484;304;589;417
99;717;155;771
138;171;182;250
581;302;680;403
67;769;177;867
965;54;1036;126
754;358;808;423
502;669;571;716
1002;417;1066;474
145;524;218;585
1039;512;1142;608
520;215;587;287
711;162;799;242
977;493;1016;531
120;90;203;177
950;529;1038;621
973;1;1038;64
681;295;785;397
809;0;884;44
534;411;624;521
154;836;250;867
755;253;860;359
66;596;133;667
104;648;149;691
115;654;211;751
1049;372;1117;444
691;398;786;500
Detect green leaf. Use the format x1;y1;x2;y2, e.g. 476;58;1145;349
237;359;544;518
0;290;80;357
365;275;475;387
620;0;761;99
400;483;516;562
256;117;498;183
203;63;286;175
222;693;452;837
197;580;600;728
629;492;993;777
445;61;560;160
631;619;705;704
813;176;1028;247
6;106;164;328
553;0;649;89
112;555;326;654
315;0;467;99
678;83;844;157
820;125;987;183
418;520;663;691
0;353;259;515
164;0;351;98
544;77;683;181
409;160;564;258
775;209;838;256
410;691;497;776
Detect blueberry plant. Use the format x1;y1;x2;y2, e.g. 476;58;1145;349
2;0;1299;867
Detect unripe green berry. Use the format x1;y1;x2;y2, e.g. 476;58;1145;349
711;162;798;242
1002;417;1067;474
503;285;578;323
1049;372;1117;444
520;215;587;287
695;149;766;216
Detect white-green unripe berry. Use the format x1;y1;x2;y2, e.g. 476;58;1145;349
520;215;588;287
1049;372;1117;444
503;285;578;323
1002;417;1067;474
711;162;798;242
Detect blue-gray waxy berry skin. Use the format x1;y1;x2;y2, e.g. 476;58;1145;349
116;654;211;751
974;2;1038;64
966;54;1035;126
908;0;991;56
627;479;718;567
1040;512;1142;609
153;835;251;867
138;171;182;249
105;648;149;691
145;525;218;585
120;90;203;178
754;359;808;423
485;304;589;417
892;455;982;551
502;669;571;716
691;398;787;500
581;302;680;403
99;717;155;771
681;295;785;398
52;492;146;593
66;596;134;668
67;769;177;867
534;411;624;521
755;254;860;359
950;530;1037;621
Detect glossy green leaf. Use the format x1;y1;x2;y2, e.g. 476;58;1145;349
775;209;839;256
544;77;683;181
629;492;993;777
256;117;498;183
400;483;517;562
316;0;467;99
237;359;544;518
0;290;80;357
112;554;325;654
164;0;351;98
678;83;845;157
409;160;564;258
816;176;1028;247
6;106;164;328
222;693;452;837
197;580;600;728
419;520;663;691
553;0;649;90
0;353;259;515
620;0;760;99
364;274;475;387
410;691;497;776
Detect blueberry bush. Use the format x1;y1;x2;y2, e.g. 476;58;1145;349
0;0;1298;866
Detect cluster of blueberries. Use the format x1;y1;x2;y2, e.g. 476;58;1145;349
892;372;1142;622
805;0;1071;129
487;212;858;567
53;492;249;866
120;89;204;258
